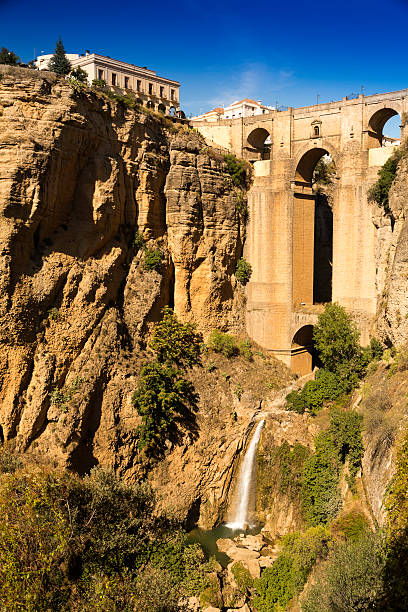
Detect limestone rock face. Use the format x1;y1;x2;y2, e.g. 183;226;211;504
0;66;250;501
374;155;408;345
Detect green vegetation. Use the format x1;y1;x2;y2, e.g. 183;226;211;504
143;248;163;271
0;47;20;65
301;409;363;526
235;257;252;285
223;153;251;188
301;532;384;612
232;561;254;592
69;66;88;83
150;306;202;368
50;376;83;413
133;230;145;252
368;146;407;216
47;37;71;75
254;527;331;612
132;308;202;456
237;339;253;361
313;156;336;185
207;330;239;358
91;78;107;88
258;440;311;511
0;461;212;611
287;303;369;415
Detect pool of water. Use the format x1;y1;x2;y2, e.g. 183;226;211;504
188;523;262;568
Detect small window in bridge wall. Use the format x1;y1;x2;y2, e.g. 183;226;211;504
314;125;320;137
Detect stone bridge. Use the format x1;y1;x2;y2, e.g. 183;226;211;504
192;90;408;374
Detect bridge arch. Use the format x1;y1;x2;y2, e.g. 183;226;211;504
291;325;316;376
292;146;336;307
246;127;271;160
367;105;402;147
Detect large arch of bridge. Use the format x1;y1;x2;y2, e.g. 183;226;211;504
292;141;340;185
292;144;337;308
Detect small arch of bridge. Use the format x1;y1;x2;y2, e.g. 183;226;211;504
246;126;271;160
292;141;340;186
367;104;402;147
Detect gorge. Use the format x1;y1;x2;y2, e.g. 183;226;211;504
1;64;408;611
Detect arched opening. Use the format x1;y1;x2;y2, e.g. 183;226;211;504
169;106;176;117
246;128;271;160
314;125;320;137
293;150;336;306
158;103;166;114
177;110;186;119
291;325;317;376
368;108;402;148
146;101;154;109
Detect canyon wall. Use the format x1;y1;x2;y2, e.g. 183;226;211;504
0;66;260;524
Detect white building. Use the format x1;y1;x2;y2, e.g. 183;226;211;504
35;51;180;115
192;98;274;122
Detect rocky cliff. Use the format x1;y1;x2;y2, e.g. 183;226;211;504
0;66;264;520
374;154;408;345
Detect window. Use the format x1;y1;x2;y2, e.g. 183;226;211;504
149;83;153;95
111;73;117;86
98;69;104;80
171;89;175;101
124;76;129;89
137;80;141;92
314;125;320;136
160;86;164;97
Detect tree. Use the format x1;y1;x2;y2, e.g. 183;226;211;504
313;302;364;379
150;307;202;369
0;47;20;65
47;37;71;75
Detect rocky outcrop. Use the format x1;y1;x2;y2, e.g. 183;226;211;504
0;66;293;526
374;154;408;345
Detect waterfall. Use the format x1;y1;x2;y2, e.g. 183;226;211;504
225;418;265;530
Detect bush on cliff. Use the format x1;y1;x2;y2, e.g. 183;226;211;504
235;257;252;285
0;47;20;65
368;146;407;216
223;153;251;188
207;330;239;358
301;409;363;526
133;308;202;456
143;248;163;271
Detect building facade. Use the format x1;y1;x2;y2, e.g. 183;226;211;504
192;99;274;122
36;52;180;115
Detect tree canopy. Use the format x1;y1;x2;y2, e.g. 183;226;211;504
0;47;20;65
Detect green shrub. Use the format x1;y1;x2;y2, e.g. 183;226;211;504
238;339;253;361
301;532;384;612
0;47;20;65
286;389;308;414
70;66;88;83
91;78;107;88
133;231;145;252
0;466;210;610
258;440;311;511
369;337;384;360
286;369;343;415
150;306;202;368
223;154;250;188
301;431;342;526
132;361;198;454
332;510;370;541
254;526;331;612
301;409;364;526
207;330;238;358
368;147;407;216
235;257;252;285
144;248;163;271
231;561;253;592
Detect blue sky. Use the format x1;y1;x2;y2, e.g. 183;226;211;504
1;0;407;135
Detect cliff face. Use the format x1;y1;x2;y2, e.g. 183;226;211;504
0;66;250;505
374;154;408;345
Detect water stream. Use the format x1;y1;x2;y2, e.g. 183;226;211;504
225;418;265;530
